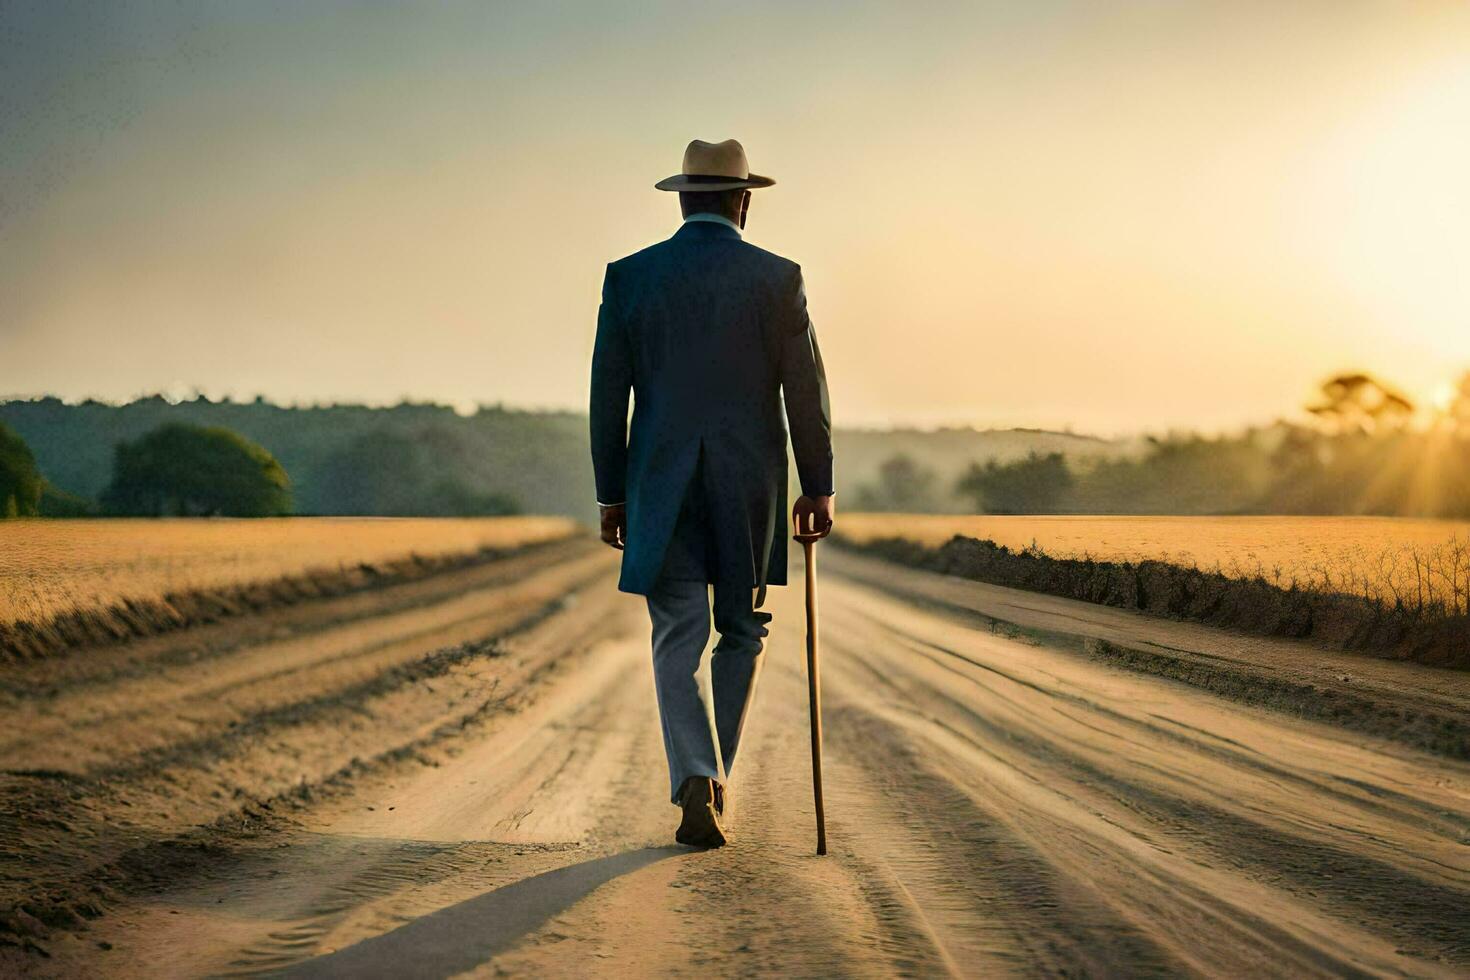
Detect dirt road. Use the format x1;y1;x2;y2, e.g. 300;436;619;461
5;540;1467;977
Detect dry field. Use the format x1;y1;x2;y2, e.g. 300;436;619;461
0;516;576;626
840;513;1470;599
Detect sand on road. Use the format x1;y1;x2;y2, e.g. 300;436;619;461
10;544;1469;978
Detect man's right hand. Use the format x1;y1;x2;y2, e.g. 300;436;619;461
599;503;626;550
792;494;835;539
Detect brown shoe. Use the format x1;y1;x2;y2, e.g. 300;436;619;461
675;776;728;848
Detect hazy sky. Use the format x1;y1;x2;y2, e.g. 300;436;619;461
3;1;1468;433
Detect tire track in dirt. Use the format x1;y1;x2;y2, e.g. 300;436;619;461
43;609;663;977
0;543;622;958
827;548;1470;760
472;565;1467;977
837;605;1468;881
12;548;1469;977
814;580;1469;976
0;542;609;771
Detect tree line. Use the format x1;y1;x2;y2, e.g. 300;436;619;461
1;420;292;517
0;418;521;519
1;395;563;519
7;371;1469;520
854;372;1470;518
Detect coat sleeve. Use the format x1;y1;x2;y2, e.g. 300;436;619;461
778;266;834;498
589;263;632;506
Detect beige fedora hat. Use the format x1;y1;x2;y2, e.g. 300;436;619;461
655;139;775;192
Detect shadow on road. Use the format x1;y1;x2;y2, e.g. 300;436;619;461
276;846;682;979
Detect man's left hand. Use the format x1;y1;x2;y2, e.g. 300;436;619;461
792;494;835;539
599;503;626;550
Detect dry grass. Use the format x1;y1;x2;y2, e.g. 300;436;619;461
1287;538;1470;619
0;516;576;627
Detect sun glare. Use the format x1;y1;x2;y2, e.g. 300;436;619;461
1431;381;1458;414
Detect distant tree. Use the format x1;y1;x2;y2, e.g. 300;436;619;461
1260;372;1444;515
318;429;424;516
956;452;1072;514
0;421;44;518
1307;372;1414;435
424;478;522;517
317;426;521;516
102;423;291;516
1072;432;1270;515
854;454;940;512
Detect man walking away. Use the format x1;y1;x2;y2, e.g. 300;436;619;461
589;138;835;848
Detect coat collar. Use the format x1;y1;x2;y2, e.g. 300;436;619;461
672;220;742;242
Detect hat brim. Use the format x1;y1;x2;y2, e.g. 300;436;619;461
654;173;775;192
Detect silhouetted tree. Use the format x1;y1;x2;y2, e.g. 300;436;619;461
956;452;1072;514
1307;372;1414;435
102;423;291;516
854;454;940;512
0;421;43;518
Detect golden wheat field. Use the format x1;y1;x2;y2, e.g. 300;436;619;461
0;516;576;625
840;513;1470;598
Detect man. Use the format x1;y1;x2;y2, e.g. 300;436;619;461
589;138;835;848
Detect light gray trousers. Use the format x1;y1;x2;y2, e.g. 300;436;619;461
646;579;771;803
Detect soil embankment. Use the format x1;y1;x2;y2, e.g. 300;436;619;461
0;532;581;664
836;532;1469;667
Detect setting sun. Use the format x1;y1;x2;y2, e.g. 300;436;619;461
1432;380;1460;414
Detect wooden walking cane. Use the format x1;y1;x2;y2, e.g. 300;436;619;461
794;520;827;856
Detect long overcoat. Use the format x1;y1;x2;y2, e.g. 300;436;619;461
589;220;833;597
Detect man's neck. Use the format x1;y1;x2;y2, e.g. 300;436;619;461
682;212;742;235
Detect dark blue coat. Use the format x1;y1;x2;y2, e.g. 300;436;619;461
590;220;834;597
